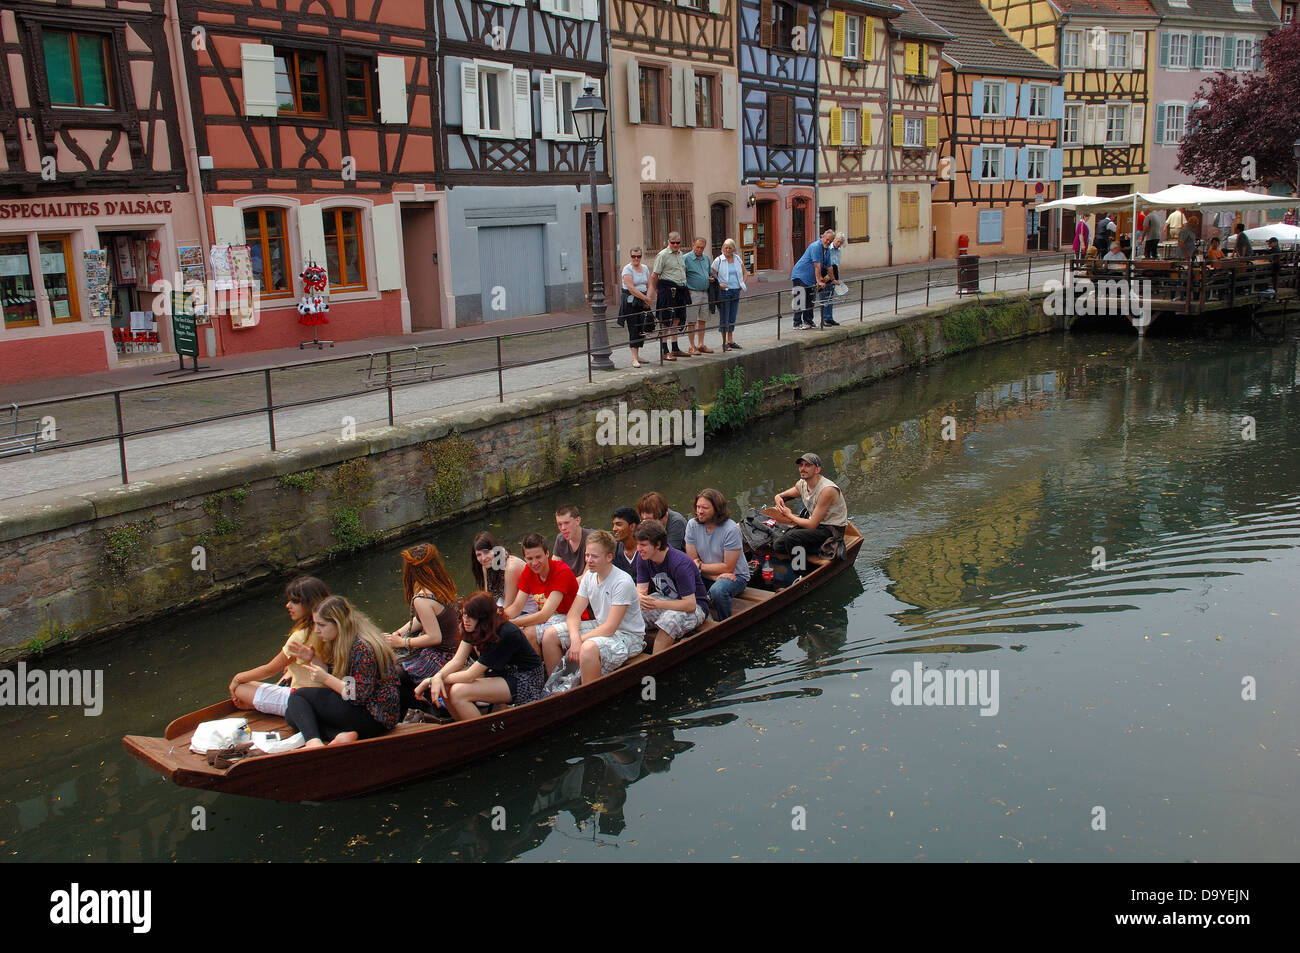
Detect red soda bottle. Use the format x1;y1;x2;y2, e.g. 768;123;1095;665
762;556;775;583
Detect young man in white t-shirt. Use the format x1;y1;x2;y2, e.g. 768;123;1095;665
540;530;645;684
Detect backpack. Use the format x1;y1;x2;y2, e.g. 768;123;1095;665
740;508;793;555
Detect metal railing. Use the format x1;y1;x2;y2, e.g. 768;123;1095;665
6;254;1072;486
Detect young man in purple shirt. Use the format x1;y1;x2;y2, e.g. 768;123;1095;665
634;519;710;654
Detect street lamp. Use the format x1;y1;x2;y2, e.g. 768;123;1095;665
573;84;614;371
1293;138;1300;198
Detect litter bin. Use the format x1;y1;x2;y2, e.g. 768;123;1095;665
957;254;980;295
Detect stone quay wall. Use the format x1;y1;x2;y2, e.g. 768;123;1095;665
0;292;1054;662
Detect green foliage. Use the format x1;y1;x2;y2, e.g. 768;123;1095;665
25;635;47;656
942;306;986;353
202;486;249;538
331;458;373;503
422;432;481;516
277;470;320;495
328;506;372;556
640;378;679;412
920;318;934;352
101;518;156;575
327;458;376;555
561;436;582;478
705;367;766;435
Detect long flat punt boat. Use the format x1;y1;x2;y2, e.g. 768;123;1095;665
123;521;863;802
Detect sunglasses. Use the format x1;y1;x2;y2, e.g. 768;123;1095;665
631;254;642;258
669;241;681;245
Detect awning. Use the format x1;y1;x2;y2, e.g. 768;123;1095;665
1039;184;1298;214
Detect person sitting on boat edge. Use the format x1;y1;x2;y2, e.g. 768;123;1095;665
684;488;750;620
553;504;593;578
416;592;546;720
540;530;646;683
470;531;526;608
228;575;332;717
635;519;710;654
384;543;462;715
286;596;401;747
503;533;584;652
611;506;642;577
636;491;688;551
772;452;848;560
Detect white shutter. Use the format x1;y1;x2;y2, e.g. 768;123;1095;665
670;66;685;127
721;72;737;130
682;66;696;127
210;206;246;246
460;62;480;135
540;0;556;12
377;56;408;125
297;204;327;270
708;0;721;11
582;0;599;20
371;204;402;291
1129;103;1144;144
1094;29;1109;69
626;57;641;124
540;73;558;140
1131;31;1145;70
1084;104;1103;145
586;76;601;99
240;43;278;117
513;68;532;139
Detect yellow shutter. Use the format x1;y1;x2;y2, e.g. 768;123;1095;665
865;20;875;61
849;195;869;240
926;114;938;147
892;112;904;147
861;110;872;145
832;11;845;58
905;42;919;75
829;105;842;146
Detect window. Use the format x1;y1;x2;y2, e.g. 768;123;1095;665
905;42;926;77
1168;33;1190;69
0;235;81;326
980;145;1004;180
243;208;292;297
848;195;869;242
1105;104;1128;143
773;2;796;53
40;237;80;323
555;0;577;12
1164;103;1186;144
552;73;584;138
1108;31;1129;69
0;239;38;328
639;65;663;125
1062;30;1081;69
275;49;325;116
1235;38;1255;71
1231;0;1253;10
1028;85;1049;120
1286;5;1295;25
1203;35;1222;70
42;30;114;108
899;192;920;230
695;74;715;128
343;58;375;120
1025;147;1048;181
323;208;366;291
641;186;693;253
845;16;861;60
900;117;922;147
1063;103;1081;145
982;82;1004;117
767;93;794;148
841;107;858;146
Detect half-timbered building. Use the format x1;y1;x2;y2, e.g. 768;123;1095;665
610;0;739;267
814;1;900;271
738;0;818;275
1;0;197;382
976;0;1159;244
439;0;611;323
911;0;1064;259
179;0;436;351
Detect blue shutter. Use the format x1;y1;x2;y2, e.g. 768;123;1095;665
1049;148;1063;181
1223;35;1236;69
1050;85;1065;120
1016;147;1029;180
1158;31;1170;68
1002;147;1016;182
1191;34;1204;69
1004;83;1018;118
971;80;984;118
1018;85;1032;119
1154;103;1166;144
970;145;983;180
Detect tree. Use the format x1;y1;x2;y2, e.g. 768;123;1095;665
1178;25;1300;192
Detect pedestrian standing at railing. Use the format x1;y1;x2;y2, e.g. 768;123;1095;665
790;230;833;331
711;239;746;352
683;238;714;356
649;233;689;361
818;233;845;328
618;247;654;368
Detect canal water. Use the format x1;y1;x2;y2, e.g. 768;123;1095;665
3;328;1298;862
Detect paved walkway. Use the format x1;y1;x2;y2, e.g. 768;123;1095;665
0;254;1063;505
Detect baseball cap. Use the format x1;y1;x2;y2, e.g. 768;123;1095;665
795;452;822;467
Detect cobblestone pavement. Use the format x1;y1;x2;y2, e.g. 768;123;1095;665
1;260;1056;503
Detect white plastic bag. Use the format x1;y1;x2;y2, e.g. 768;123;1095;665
189;717;251;754
544;658;582;696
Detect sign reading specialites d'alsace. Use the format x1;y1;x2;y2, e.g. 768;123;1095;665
0;199;174;219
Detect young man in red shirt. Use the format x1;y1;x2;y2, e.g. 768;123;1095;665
504;533;582;652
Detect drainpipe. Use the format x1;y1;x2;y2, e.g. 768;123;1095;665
165;0;217;354
812;1;822;245
885;24;894;267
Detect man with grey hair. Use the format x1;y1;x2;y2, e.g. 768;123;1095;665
790;229;834;330
819;232;846;327
649;232;689;359
683;237;714;355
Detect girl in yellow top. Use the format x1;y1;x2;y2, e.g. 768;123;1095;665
228;576;332;717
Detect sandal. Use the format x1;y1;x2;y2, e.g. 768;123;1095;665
631;360;643;368
698;345;714;353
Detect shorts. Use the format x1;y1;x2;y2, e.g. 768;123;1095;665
643;601;707;640
504;666;546;705
253;682;292;718
548;619;644;674
689;289;708;319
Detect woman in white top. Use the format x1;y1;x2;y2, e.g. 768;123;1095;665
710;239;747;352
619;246;654;367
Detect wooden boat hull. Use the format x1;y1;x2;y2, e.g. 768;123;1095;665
123;523;862;802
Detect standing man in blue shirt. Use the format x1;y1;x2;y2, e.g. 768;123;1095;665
683;237;715;355
790;230;834;330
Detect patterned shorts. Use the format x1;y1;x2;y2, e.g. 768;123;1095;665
504;666;545;706
643;602;707;641
548;619;644;674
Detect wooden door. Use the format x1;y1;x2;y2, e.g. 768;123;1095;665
401;204;442;330
756;200;775;270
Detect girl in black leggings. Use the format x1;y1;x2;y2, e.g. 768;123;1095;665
286;596;401;748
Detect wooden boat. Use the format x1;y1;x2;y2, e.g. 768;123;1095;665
123;520;863;802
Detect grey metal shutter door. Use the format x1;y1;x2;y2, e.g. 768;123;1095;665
478;225;546;320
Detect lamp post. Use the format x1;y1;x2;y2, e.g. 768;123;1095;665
572;84;614;371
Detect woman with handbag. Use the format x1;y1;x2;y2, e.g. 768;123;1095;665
619;247;654;367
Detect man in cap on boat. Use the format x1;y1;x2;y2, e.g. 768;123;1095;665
772;452;848;560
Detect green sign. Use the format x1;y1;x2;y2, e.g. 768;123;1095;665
171;291;198;358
